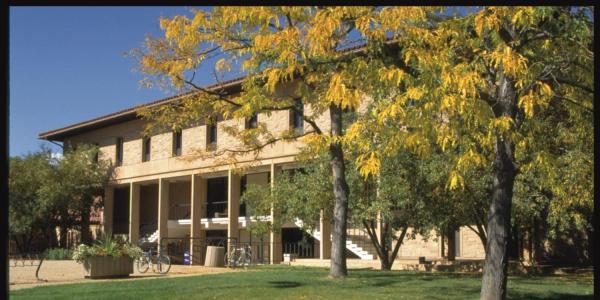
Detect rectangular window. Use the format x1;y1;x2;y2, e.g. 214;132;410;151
290;98;304;133
207;118;218;150
207;177;227;218
115;137;123;166
245;113;258;129
142;137;151;162
173;130;182;156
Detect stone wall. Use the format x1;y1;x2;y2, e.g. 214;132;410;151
396;229;441;258
394;227;485;260
458;227;486;259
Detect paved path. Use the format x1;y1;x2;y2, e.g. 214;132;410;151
9;260;240;291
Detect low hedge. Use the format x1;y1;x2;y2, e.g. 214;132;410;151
44;248;73;260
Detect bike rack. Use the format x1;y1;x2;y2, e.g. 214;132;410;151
156;237;280;267
158;237;238;266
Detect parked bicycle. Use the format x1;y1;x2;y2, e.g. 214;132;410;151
225;244;252;268
136;248;171;274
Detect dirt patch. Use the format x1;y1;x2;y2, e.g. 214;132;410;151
9;260;241;291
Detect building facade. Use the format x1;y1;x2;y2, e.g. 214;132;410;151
39;79;485;265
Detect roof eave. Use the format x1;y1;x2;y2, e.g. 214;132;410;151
38;77;244;141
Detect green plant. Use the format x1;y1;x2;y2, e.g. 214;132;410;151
122;243;143;259
44;248;73;260
72;244;92;263
72;234;143;264
93;234;122;257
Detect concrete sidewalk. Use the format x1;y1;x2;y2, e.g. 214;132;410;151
9;260;240;291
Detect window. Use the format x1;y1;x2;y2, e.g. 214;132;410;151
206;177;227;218
245;113;258;129
290;98;304;133
142;137;151;162
207;117;218;150
115;137;123;166
173;130;182;156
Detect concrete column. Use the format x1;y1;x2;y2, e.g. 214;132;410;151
227;169;241;252
129;182;140;244
103;186;114;235
190;174;207;265
438;230;444;259
270;163;282;264
158;178;170;252
319;210;331;259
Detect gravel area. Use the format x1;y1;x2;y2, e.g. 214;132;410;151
9;260;240;291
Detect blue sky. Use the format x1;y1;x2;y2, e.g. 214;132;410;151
9;7;215;157
9;7;493;157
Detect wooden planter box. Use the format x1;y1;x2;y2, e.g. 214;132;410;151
83;256;134;279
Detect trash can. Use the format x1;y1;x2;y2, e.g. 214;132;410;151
283;253;295;263
204;246;225;267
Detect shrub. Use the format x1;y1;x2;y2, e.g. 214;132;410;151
44;248;73;260
72;234;143;263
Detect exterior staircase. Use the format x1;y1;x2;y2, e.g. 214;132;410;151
146;229;159;243
294;219;376;260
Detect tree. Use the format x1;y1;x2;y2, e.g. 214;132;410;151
241;151;333;239
351;6;592;299
512;94;593;265
417;149;492;256
133;6;421;277
354;149;433;270
39;145;113;245
241;145;437;271
9;148;56;253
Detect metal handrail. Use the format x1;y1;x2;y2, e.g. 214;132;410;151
347;216;378;258
157;237;285;266
283;242;314;258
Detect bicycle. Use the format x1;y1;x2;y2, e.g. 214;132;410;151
225;244;252;268
136;248;171;274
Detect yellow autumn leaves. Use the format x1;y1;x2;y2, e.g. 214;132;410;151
325;74;362;110
137;6;587;196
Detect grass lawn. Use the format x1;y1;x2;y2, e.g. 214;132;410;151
10;265;593;300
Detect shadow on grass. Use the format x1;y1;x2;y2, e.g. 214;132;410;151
351;271;480;280
268;281;302;288
509;292;593;300
509;273;593;284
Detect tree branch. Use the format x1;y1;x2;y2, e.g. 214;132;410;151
555;95;593;113
390;227;408;265
363;220;385;260
554;76;593;94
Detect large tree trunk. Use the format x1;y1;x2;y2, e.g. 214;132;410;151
480;73;518;300
329;104;349;278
